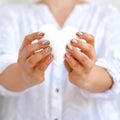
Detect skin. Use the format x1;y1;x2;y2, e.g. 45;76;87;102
0;0;113;92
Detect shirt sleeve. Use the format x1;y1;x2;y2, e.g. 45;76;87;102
80;5;120;100
0;6;21;96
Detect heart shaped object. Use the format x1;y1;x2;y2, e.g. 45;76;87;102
39;24;79;66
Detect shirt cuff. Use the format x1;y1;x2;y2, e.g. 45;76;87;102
0;55;17;73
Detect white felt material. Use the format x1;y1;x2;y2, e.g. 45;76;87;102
39;24;79;66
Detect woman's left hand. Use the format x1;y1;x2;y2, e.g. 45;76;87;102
64;32;96;89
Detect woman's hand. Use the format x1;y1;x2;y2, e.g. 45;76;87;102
64;32;97;90
18;32;53;85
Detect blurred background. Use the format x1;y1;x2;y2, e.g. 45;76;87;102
0;0;120;10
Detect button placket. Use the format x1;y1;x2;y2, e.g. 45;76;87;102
51;65;63;120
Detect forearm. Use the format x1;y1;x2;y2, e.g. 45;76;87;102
84;65;113;93
0;63;34;92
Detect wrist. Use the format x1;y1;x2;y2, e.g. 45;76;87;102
82;65;113;93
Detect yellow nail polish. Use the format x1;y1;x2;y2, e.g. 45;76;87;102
76;32;83;36
38;32;45;37
43;40;50;45
71;39;78;44
67;44;72;50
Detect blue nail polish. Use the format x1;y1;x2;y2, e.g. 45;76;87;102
49;54;53;60
71;39;78;44
67;44;72;50
65;53;70;58
43;40;50;45
45;46;51;52
76;32;83;36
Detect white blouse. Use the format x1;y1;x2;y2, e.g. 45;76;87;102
0;2;120;120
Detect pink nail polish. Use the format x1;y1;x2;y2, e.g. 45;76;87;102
45;46;51;53
49;54;53;61
76;32;83;37
38;32;45;37
71;39;78;44
65;53;70;59
42;40;50;45
67;44;72;50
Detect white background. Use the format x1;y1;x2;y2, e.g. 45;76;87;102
0;0;120;10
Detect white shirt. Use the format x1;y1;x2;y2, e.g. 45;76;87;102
0;2;120;120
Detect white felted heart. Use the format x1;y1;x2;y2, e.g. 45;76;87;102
39;24;79;66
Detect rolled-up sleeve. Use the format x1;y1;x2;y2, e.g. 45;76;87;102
0;7;20;96
80;5;120;100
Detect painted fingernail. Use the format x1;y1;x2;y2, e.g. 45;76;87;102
65;53;70;59
45;46;51;52
71;39;78;44
43;40;50;45
38;32;45;37
49;54;53;61
76;32;83;36
67;44;72;50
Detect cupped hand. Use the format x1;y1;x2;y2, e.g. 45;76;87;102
64;32;96;89
17;32;53;85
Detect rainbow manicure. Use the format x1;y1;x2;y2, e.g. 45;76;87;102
67;44;72;50
38;32;45;37
71;39;78;44
76;32;83;36
43;40;50;45
45;46;51;52
49;54;53;60
65;53;70;58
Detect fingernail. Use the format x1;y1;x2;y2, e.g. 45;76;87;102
49;54;53;60
76;32;83;36
67;44;72;50
43;40;50;45
45;46;51;53
65;53;70;59
71;39;78;44
38;32;45;37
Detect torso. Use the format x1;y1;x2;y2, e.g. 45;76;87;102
0;3;120;120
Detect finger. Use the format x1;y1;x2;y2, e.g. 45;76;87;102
26;46;52;68
36;54;54;72
70;39;94;59
66;44;91;68
76;32;95;46
22;40;50;60
64;60;72;72
20;32;45;53
64;53;82;73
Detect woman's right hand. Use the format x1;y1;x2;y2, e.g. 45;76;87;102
17;32;53;85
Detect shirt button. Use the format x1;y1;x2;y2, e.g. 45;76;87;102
56;89;59;93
